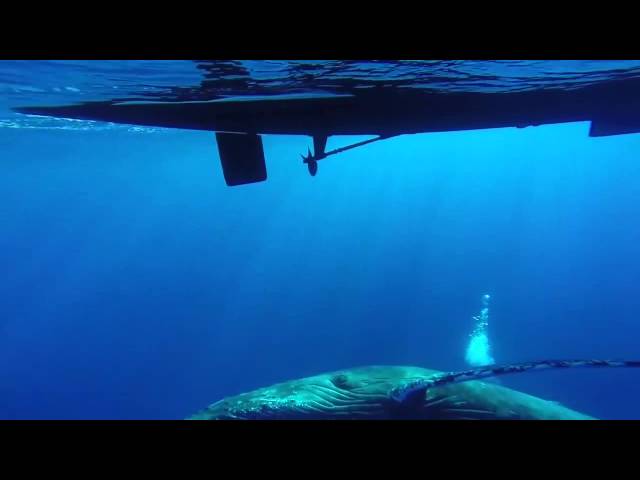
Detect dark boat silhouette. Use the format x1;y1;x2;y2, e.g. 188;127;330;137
14;77;640;186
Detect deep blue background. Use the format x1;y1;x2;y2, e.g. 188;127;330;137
1;121;639;419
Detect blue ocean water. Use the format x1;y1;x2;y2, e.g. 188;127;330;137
1;61;640;419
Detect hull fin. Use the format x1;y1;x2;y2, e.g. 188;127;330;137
215;132;267;186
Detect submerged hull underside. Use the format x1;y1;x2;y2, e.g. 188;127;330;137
15;77;640;186
13;78;640;137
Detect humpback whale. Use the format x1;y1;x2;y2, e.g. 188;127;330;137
188;360;640;420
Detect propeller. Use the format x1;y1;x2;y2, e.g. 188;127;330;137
301;147;318;176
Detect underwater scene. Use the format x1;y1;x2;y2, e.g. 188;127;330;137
1;60;640;420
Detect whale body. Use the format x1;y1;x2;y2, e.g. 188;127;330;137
188;365;595;420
